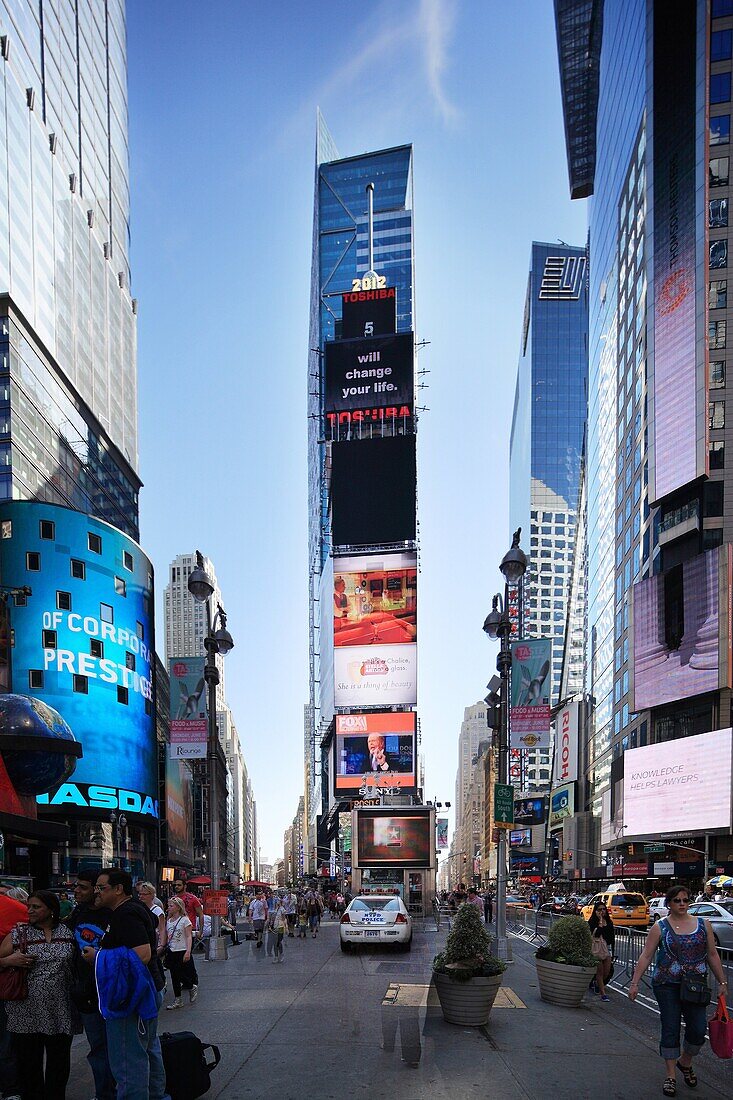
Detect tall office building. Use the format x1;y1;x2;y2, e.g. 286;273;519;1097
164;551;226;711
452;701;489;876
0;0;140;538
509;241;588;789
554;0;733;880
305;115;417;857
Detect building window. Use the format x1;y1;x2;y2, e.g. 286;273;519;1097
100;603;114;624
114;576;126;598
714;0;733;16
56;591;71;611
29;670;44;689
711;115;731;145
711;72;732;104
710;279;728;308
703;527;724;549
123;550;134;572
704;480;724;517
710;439;725;468
136;621;145;640
711;361;726;389
26;552;40;571
711;157;730;188
712;28;733;62
1;520;11;539
125;652;135;671
71;559;86;580
710;198;729;228
88;532;102;554
117;686;129;705
42;629;57;648
74;675;89;694
710;400;726;430
39;520;55;540
90;639;104;658
710;319;727;348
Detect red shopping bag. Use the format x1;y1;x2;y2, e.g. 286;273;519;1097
709;994;733;1059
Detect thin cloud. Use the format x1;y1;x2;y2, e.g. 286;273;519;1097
419;0;460;124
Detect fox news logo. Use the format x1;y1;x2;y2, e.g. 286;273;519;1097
538;255;586;300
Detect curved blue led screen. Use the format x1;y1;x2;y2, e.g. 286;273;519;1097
0;501;158;821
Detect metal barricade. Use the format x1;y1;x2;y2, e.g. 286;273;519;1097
608;929;733;1006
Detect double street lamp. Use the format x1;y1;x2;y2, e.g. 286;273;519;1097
483;528;527;963
187;550;234;961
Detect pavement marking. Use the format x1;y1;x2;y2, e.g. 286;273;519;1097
381;982;526;1009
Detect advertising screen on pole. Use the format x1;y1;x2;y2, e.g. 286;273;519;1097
437;818;448;849
168;656;207;759
650;1;706;502
0;502;158;822
330;436;416;547
630;546;730;711
623;728;733;837
324;333;413;437
353;806;434;869
341;287;396;339
334;712;416;792
510;639;551;738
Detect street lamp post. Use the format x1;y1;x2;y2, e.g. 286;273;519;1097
483;528;527;963
188;550;234;962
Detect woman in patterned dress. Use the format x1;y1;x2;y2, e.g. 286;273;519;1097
629;883;728;1097
0;890;81;1099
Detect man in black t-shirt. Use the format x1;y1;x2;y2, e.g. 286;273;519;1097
93;870;169;1100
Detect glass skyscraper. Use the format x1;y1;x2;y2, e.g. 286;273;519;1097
555;0;733;875
0;0;139;537
510;241;588;789
305;115;415;867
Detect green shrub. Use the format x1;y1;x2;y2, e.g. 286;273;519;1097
433;903;505;982
536;914;594;967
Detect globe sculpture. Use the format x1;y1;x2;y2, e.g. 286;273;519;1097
0;693;79;795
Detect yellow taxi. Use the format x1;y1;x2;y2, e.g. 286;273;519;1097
580;886;650;929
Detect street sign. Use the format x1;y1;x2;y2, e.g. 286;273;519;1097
644;844;665;853
494;783;514;828
202;889;228;917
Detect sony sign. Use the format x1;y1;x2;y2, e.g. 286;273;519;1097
553;700;579;785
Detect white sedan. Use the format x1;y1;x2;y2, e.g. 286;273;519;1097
339;895;412;952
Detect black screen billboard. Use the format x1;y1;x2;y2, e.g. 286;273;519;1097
324;333;413;437
341;287;396;339
331;436;416;548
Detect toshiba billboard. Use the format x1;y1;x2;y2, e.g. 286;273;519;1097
553;700;579;786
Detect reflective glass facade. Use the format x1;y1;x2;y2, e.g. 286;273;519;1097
0;0;137;468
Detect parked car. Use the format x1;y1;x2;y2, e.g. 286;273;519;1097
580;887;650;929
688;900;733;949
339;895;412;952
648;898;669;922
539;897;567;914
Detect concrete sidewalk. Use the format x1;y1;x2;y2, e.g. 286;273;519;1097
63;918;731;1099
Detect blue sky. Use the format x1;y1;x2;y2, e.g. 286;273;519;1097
127;0;587;861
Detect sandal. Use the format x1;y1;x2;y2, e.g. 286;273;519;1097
676;1062;697;1089
663;1079;676;1097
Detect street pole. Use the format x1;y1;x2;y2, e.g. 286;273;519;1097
496;597;512;963
203;597;226;961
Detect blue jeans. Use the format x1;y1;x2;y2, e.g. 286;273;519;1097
105;989;170;1100
81;1008;116;1100
653;983;708;1060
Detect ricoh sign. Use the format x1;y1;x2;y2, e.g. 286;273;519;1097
553;700;579;786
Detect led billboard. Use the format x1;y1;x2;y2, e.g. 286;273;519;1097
623;728;733;837
324;333;413;437
330;436;417;548
650;1;706;501
341;286;396;339
549;784;574;829
0;502;158;822
334;712;416;792
513;797;546;827
333;552;416;646
630;546;730;711
334;646;416;707
353;806;434;869
165;758;194;864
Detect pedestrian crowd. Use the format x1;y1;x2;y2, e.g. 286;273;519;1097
243;885;352;960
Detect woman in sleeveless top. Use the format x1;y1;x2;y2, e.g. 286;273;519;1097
630;883;728;1096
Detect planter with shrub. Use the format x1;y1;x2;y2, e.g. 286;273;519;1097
535;914;596;1007
432;903;505;1026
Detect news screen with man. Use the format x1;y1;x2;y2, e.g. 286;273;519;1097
333;712;416;792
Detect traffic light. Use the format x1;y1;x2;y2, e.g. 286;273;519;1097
484;690;501;730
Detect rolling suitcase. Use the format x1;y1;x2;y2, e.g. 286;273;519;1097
160;1031;221;1100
